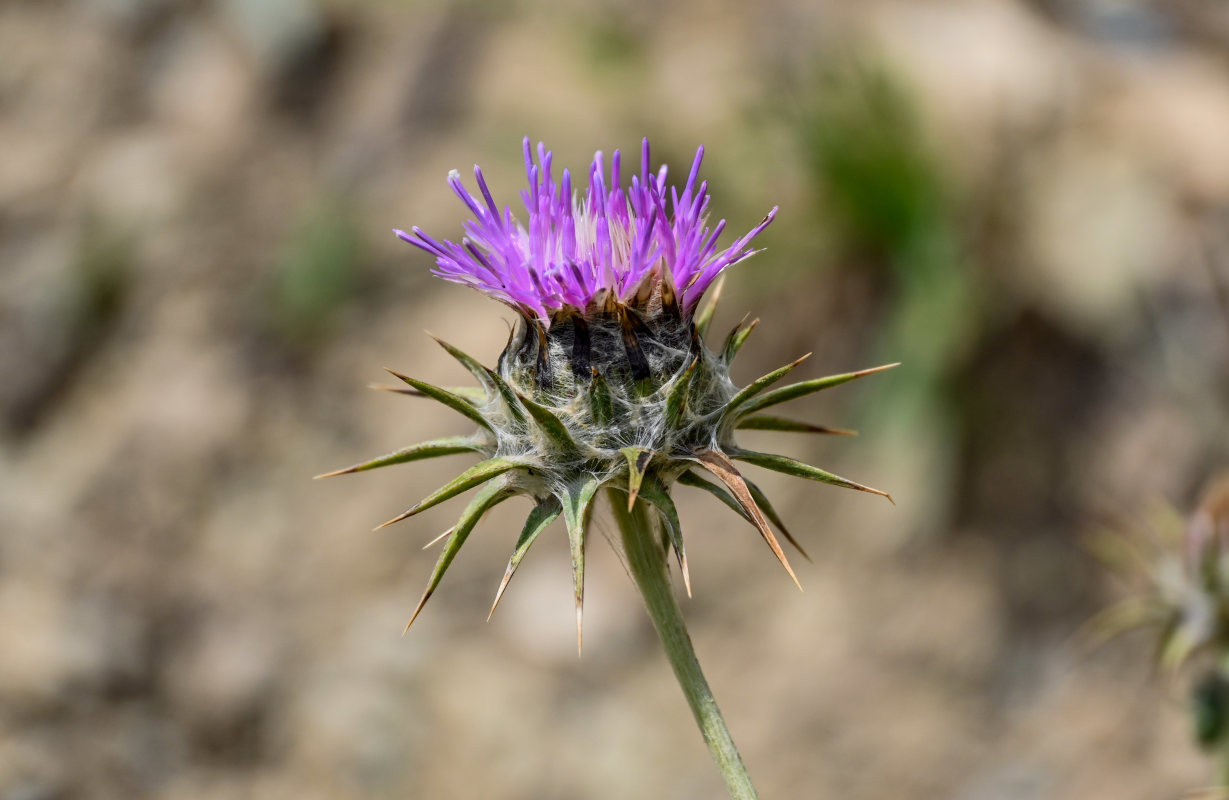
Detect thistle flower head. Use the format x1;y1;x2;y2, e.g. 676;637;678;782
1169;478;1229;667
395;138;775;321
1091;476;1229;752
324;139;893;649
1185;476;1229;582
1091;476;1229;672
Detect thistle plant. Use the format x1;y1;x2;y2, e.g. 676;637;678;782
320;138;894;799
1092;475;1229;790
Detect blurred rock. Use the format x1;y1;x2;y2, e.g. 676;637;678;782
146;19;255;167
0;580;78;710
868;1;1070;181
1100;51;1229;204
163;614;281;759
71;131;187;229
219;0;322;76
1020;143;1177;342
76;0;179;35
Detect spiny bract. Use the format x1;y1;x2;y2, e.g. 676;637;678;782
319;138;895;649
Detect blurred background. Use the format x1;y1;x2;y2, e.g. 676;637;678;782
3;0;1229;797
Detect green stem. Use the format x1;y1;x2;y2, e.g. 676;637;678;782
1219;700;1229;791
608;489;760;800
1214;659;1229;792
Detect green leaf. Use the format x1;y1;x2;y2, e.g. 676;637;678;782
489;497;563;619
637;474;690;597
737;362;899;416
369;383;486;403
314;436;483;479
517;392;582;452
385;368;496;433
743;477;811;561
403;478;515;632
485;368;530;425
562;477;602;654
736;415;856;436
588;370;614;428
374;457;525;530
724;353;811;415
664;358;699;427
721;315;759;364
368;383;484;401
620;447;653;510
725;320;759;363
693;275;725;340
731;449;893;503
430;335;493;389
428;334;529;425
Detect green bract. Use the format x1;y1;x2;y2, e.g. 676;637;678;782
320;279;895;649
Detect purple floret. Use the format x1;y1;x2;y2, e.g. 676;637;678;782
396;138;776;322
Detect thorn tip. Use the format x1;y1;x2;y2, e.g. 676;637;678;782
422;527;453;549
576;605;584;657
488;570;513;621
374;508;416;531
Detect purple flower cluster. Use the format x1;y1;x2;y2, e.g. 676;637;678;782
396;138;776;321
